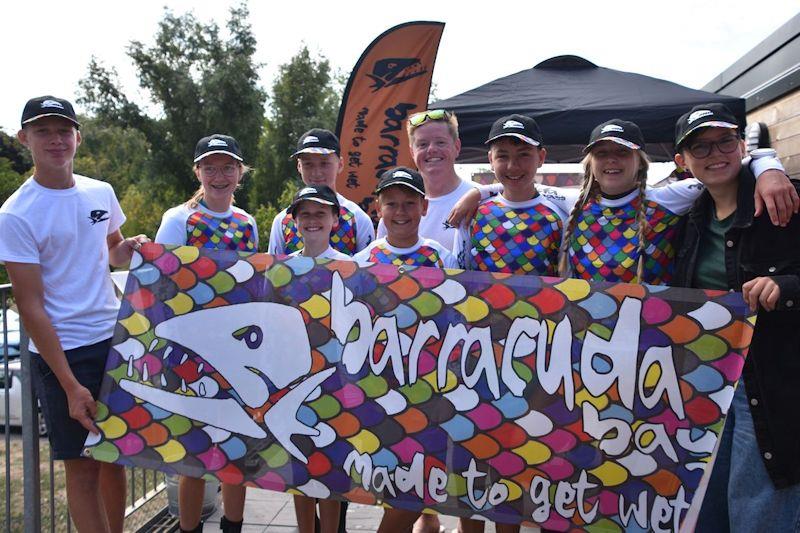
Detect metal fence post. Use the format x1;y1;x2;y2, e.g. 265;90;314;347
20;328;42;532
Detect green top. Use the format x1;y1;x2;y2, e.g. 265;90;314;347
693;211;735;290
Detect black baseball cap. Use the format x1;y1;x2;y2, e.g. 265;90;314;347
289;185;340;216
375;167;426;196
584;119;644;152
291;129;341;159
485;114;543;147
193;134;244;163
21;96;80;129
674;103;740;152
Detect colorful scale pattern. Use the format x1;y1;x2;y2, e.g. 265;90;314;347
569;197;681;284
89;244;753;531
368;244;446;268
186;211;256;252
282;206;357;254
468;199;562;275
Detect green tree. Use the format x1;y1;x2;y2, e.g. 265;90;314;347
78;2;265;209
0;158;25;206
0;131;33;176
251;46;341;208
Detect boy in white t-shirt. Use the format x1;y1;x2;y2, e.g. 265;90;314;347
269;129;374;256
355;168;457;269
0;96;148;532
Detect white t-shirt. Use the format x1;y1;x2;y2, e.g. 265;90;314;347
0;175;125;353
155;203;258;250
289;246;352;261
377;179;476;251
353;237;458;269
268;192;374;256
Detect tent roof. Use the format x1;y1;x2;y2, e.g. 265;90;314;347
432;55;745;163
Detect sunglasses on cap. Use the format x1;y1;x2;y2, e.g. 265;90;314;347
408;109;452;127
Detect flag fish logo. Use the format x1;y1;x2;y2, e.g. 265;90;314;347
367;58;427;92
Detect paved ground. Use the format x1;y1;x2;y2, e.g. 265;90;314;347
202;489;540;532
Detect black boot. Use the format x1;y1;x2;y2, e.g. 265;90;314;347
220;516;243;533
180;521;203;533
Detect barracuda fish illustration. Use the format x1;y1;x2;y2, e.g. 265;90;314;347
117;302;334;463
367;57;427;91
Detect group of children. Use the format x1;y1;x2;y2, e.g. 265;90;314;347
1;93;797;533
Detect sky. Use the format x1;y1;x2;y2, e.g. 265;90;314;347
3;0;798;134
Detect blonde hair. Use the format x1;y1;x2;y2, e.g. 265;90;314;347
186;163;252;209
558;150;651;283
407;111;460;143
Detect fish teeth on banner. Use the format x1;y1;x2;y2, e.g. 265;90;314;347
297;479;331;498
682;365;724;393
440;414;476;442
188;376;219;398
513;409;554;437
709;385;735;414
131;265;161;285
202;426;231;443
225;260;255;283
688;300;733;330
616;450;658;476
676;428;717;454
310;422;336;448
430;279;467;305
113;337;145;361
374;389;407;415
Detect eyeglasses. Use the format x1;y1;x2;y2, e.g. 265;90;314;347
198;164;239;177
686;135;740;159
408;109;452;127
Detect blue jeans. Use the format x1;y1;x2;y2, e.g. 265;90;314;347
697;380;800;532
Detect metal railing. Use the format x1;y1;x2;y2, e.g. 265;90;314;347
1;283;169;532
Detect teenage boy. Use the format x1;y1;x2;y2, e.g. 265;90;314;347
0;96;148;532
671;103;800;532
354;167;457;269
377;109;476;252
453;114;565;276
269;129;374;256
288;185;350;262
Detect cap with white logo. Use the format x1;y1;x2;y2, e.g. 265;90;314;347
584;119;645;152
289;184;340;216
21;95;80;129
193;134;244;163
375;166;426;196
485;114;543;147
291;129;341;159
674;103;740;152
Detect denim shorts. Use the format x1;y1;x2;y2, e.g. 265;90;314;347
31;338;112;460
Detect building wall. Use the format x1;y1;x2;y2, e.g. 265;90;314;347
748;88;800;180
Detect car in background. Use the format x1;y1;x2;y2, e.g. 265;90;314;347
0;359;47;435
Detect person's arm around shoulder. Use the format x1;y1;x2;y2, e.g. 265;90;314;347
6;262;99;433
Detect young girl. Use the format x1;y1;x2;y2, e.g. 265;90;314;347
155;134;257;533
285;184;347;532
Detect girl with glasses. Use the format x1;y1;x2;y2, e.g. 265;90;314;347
155;134;257;533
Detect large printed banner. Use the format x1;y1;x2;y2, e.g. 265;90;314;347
334;21;445;219
86;244;754;531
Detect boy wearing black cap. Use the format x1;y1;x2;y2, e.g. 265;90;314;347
288;185;350;261
268;129;374;256
0;96;148;532
453;114;565;275
671;103;800;531
354;167;457;268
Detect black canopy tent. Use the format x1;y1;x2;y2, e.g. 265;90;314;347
432;55;746;163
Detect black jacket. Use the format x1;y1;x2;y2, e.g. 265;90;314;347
672;166;800;488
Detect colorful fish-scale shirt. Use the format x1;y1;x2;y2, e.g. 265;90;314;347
558;188;692;284
268;192;374;256
155;203;258;251
453;195;565;275
353;237;458;269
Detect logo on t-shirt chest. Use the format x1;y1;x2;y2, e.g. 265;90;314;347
88;209;109;225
